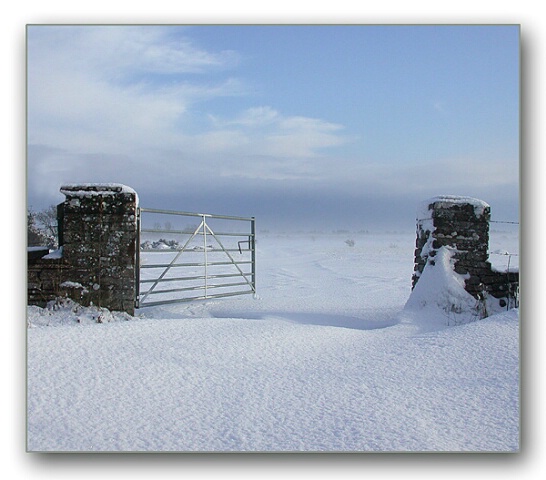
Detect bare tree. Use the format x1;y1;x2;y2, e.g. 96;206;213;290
28;209;46;246
28;205;58;248
35;205;58;243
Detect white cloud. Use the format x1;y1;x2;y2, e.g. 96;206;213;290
27;26;349;169
210;106;280;128
28;26;239;77
192;130;251;153
206;107;349;159
27;26;245;153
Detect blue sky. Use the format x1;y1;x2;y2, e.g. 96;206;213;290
27;25;519;230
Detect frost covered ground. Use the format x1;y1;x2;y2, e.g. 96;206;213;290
27;230;519;452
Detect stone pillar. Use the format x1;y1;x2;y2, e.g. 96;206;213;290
59;184;139;314
411;195;519;316
412;195;491;299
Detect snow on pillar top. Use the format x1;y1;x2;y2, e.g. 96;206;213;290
418;195;490;220
60;183;138;198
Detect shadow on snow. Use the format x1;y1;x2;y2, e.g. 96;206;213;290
210;310;400;331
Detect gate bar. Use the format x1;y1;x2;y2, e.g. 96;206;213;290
140;290;254;307
141;229;253;238
251;217;256;294
141;282;252;296
141;260;253;269
140;207;254;222
140;272;253;284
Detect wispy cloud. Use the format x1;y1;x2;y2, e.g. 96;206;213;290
209;106;280;128
28;26;350;172
27;26;245;152
28;26;240;77
207;107;349;159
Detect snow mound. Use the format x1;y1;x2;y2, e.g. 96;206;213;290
404;246;484;326
27;298;135;328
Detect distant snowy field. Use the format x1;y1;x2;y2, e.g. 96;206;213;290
27;229;519;452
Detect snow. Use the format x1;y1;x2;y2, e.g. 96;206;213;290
26;231;519;452
59;281;83;289
60;182;137;194
60;183;138;201
418;195;490;219
405;246;486;325
42;246;63;259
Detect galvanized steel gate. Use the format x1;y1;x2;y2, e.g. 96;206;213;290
135;208;256;308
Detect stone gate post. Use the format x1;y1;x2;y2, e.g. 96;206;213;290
412;195;519;314
59;184;139;314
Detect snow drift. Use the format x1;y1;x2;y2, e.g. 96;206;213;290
404;246;485;326
26;232;519;452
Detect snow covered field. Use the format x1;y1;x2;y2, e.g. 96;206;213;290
27;230;519;452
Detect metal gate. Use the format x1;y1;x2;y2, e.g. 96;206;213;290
136;208;256;308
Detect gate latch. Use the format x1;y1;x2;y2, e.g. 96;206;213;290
238;238;251;254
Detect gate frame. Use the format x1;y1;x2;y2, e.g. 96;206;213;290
135;207;256;308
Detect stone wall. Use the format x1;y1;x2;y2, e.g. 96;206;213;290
27;184;139;315
412;195;519;311
28;254;71;307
